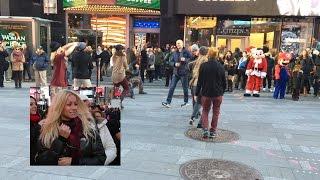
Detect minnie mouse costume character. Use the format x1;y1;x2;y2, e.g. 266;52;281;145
244;48;268;97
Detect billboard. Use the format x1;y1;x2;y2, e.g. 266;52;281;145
63;0;87;8
0;22;32;50
176;0;320;16
116;0;160;10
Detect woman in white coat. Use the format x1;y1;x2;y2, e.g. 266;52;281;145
92;110;117;165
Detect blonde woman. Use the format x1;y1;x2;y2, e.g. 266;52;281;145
11;43;25;88
35;90;106;165
188;46;209;126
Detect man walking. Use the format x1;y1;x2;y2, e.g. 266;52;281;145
71;42;93;88
196;48;226;138
162;40;192;108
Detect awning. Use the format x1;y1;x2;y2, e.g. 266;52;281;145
64;5;160;15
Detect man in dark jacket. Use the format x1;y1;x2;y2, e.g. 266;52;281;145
0;39;9;88
22;44;33;81
32;46;49;87
71;43;93;88
140;46;148;83
162;40;192;108
196;50;226;138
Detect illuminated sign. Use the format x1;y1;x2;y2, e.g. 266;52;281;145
116;0;160;10
63;0;87;8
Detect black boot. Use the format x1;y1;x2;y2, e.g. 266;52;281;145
18;81;22;88
228;80;233;92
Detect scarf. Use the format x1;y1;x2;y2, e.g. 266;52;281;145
60;117;83;164
30;114;41;123
12;50;24;62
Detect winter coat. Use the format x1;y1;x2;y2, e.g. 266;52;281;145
11;51;25;71
71;50;93;79
32;53;49;71
0;49;9;71
111;54;128;84
172;48;192;76
147;53;155;70
189;55;208;87
96;120;117;165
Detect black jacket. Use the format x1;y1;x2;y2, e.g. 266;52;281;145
196;59;226;97
30;122;41;165
0;49;9;71
35;130;106;165
140;50;148;68
71;51;93;79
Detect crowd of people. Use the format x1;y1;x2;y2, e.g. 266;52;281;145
30;89;121;166
158;39;320;138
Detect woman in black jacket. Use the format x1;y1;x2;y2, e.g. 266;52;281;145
30;96;42;165
35;90;106;165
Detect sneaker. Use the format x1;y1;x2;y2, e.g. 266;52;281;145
203;130;209;139
269;89;274;93
189;117;194;125
197;123;202;129
181;102;190;107
209;130;217;138
263;88;266;92
162;102;171;108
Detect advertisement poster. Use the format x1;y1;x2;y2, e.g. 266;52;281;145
116;0;160;10
0;22;32;50
280;25;301;55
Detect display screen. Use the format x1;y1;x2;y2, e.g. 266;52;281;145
133;19;160;28
116;0;160;10
177;0;320;16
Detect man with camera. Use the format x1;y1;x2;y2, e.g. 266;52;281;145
0;37;9;88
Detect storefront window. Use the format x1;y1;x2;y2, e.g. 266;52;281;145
185;16;217;47
250;18;282;51
281;18;314;55
91;15;126;47
67;13;126;47
68;14;92;29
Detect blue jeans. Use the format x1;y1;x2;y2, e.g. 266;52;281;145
67;63;73;85
166;74;189;104
273;80;287;99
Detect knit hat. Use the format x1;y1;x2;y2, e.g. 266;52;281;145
115;44;125;51
199;46;209;56
78;42;86;51
191;44;199;52
50;41;61;52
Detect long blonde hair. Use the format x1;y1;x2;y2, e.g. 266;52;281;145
40;90;94;148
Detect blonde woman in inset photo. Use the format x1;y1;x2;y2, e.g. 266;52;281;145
35;90;106;165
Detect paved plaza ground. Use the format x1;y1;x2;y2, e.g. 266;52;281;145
0;80;319;180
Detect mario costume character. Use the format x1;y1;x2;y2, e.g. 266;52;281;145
244;48;268;97
273;52;291;99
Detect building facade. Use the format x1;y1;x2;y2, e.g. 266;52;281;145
160;0;320;54
64;0;160;49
